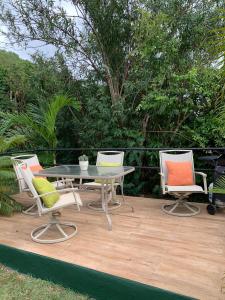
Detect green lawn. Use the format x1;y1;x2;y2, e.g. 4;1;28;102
0;265;91;300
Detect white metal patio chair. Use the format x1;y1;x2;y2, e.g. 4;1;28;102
159;150;207;216
83;151;126;211
19;163;82;244
11;154;74;215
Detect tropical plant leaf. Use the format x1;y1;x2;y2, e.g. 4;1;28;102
0;156;12;168
0;193;22;214
0;94;79;149
0;137;25;215
0;200;13;216
0;169;15;178
0;135;26;154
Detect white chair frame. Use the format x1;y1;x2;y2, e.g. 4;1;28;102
159;150;207;216
11;154;40;193
19;163;82;244
83;151;127;211
96;151;125;201
11;154;74;215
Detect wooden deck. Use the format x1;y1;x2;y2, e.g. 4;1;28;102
0;192;225;300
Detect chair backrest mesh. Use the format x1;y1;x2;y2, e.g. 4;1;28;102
11;154;40;192
96;151;124;166
159;150;195;184
96;151;124;183
19;163;43;213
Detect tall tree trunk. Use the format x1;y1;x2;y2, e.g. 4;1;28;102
142;114;150;146
104;64;121;105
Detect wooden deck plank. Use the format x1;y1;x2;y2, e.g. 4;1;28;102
0;192;224;300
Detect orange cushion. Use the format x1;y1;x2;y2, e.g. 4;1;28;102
166;161;194;186
29;165;46;179
29;165;43;172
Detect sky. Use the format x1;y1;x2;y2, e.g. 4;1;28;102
0;34;57;61
0;1;77;61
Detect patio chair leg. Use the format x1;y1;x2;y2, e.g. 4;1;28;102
88;187;122;212
162;194;200;217
101;185;112;231
183;202;200;214
72;191;80;211
34;224;51;239
121;184;125;203
56;223;68;237
120;184;134;212
22;203;38;216
168;202;179;214
88;185;134;213
31;214;77;244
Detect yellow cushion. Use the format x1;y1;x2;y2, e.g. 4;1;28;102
98;162;121;167
95;162;121;184
32;177;60;208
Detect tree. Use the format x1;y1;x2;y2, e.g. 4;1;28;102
30;52;82;103
0;50;34;112
124;0;225;148
0;0;137;105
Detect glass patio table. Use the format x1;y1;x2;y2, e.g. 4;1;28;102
34;165;135;230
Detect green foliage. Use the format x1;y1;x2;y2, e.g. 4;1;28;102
0;135;26;216
127;1;225;148
210;8;225;68
0;1;225;196
78;155;88;161
0;95;80;149
0;50;34;112
0;135;26;153
30;53;82;102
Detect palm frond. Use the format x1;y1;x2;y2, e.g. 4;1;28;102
210;9;225;68
41;95;80;147
0;199;14;216
0;133;25;216
0;169;15;180
0;95;80;149
0;156;12;168
0;135;26;153
0;112;49;146
0;194;22;216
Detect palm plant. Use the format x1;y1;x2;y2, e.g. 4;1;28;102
0;95;80;164
0;135;26;216
211;9;225;69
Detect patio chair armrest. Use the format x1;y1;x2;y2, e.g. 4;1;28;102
55;178;74;183
195;172;208;194
195;172;207;178
17;177;24;182
159;172;166;194
33;188;79;199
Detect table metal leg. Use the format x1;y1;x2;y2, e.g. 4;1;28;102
101;183;112;231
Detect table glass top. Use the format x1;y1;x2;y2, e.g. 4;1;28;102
36;165;135;179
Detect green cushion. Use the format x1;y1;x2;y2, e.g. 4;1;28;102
95;162;121;184
32;177;60;208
